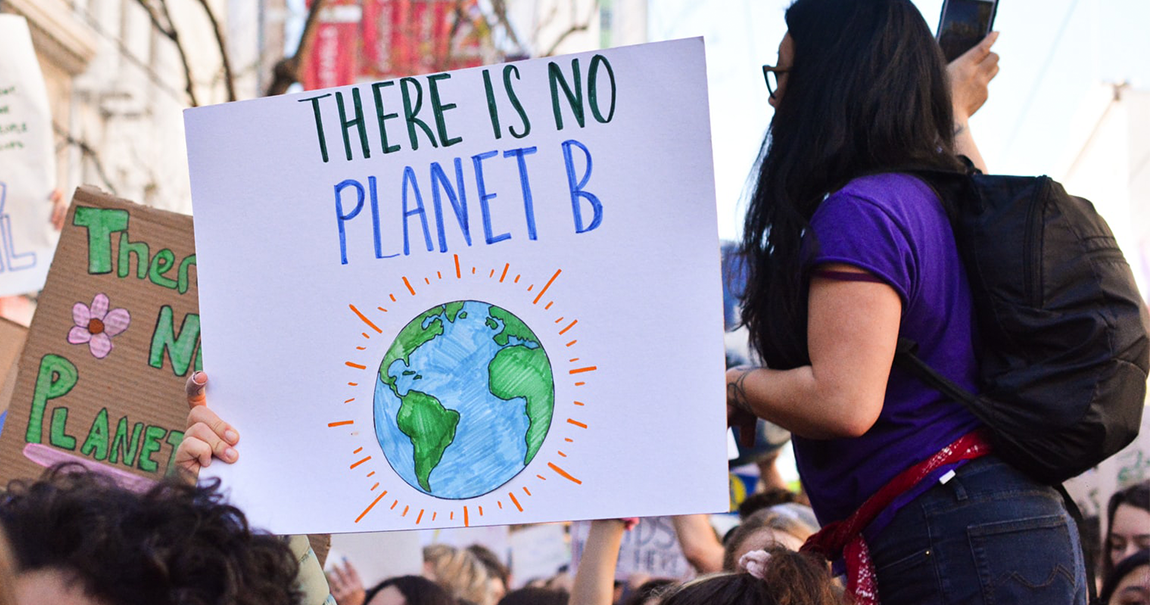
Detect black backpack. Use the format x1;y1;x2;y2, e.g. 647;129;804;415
895;167;1150;485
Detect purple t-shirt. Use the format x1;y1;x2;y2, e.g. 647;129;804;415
793;173;982;527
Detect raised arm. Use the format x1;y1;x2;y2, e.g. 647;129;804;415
947;32;1000;173
570;519;627;605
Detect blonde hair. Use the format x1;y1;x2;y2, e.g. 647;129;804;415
423;543;492;605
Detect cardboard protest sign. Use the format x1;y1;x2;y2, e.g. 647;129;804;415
0;317;29;432
0;15;60;296
0;187;196;486
184;38;727;534
570;517;694;581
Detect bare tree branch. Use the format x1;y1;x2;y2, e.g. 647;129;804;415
266;0;328;96
193;0;237;102
53;124;118;196
135;0;200;106
488;0;522;50
542;1;598;57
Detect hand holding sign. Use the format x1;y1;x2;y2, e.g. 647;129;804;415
174;371;239;479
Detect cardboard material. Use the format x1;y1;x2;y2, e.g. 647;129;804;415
0;317;28;431
185;38;728;533
0;15;60;296
0;187;197;485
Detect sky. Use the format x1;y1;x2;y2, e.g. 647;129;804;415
647;0;1150;240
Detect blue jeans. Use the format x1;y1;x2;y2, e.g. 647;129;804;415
867;455;1087;605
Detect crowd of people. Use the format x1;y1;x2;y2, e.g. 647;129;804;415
1;0;1148;603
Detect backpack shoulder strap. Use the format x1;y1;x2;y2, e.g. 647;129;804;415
894;338;984;415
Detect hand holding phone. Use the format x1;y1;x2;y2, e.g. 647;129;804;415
937;0;999;63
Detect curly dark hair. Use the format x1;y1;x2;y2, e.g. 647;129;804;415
0;466;303;605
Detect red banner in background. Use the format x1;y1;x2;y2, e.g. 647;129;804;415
303;0;361;90
360;0;485;80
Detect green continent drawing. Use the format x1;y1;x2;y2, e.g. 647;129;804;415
489;346;554;465
373;300;555;499
395;390;460;491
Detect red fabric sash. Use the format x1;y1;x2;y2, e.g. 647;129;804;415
800;429;993;604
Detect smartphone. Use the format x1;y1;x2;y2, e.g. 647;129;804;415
937;0;998;62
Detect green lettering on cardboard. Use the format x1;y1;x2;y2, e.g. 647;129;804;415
117;233;149;279
109;417;144;466
177;254;196;295
149;306;200;376
137;425;167;472
26;354;78;443
165;430;185;475
548;59;585;130
49;407;77;450
81;408;110;460
73;207;129;274
148;249;178;289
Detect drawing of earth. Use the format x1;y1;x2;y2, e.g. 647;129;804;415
373;300;555;499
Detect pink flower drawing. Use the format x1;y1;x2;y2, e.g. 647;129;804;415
67;294;130;359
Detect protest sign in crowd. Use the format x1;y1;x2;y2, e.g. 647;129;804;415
1;1;1148;605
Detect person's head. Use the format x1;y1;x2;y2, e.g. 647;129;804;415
365;575;456;605
467;544;510;603
0;466;301;605
736;488;799;520
621;578;677;605
423;543;491;605
663;546;838;605
741;0;963;367
496;586;569;605
722;508;816;571
1100;549;1149;605
1106;482;1150;577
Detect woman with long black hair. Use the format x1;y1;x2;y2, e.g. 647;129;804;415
724;0;1088;603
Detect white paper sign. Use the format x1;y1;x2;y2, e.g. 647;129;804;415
509;524;570;587
0;16;59;296
570;517;694;581
185;38;727;534
327;532;425;587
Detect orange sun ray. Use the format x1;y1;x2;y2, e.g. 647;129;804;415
349;304;383;333
355;492;386;523
548;462;583;485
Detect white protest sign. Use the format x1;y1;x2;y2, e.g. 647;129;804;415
0;16;59;296
570;517;694;581
185;38;727;534
327;532;425;587
509;524;570;587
